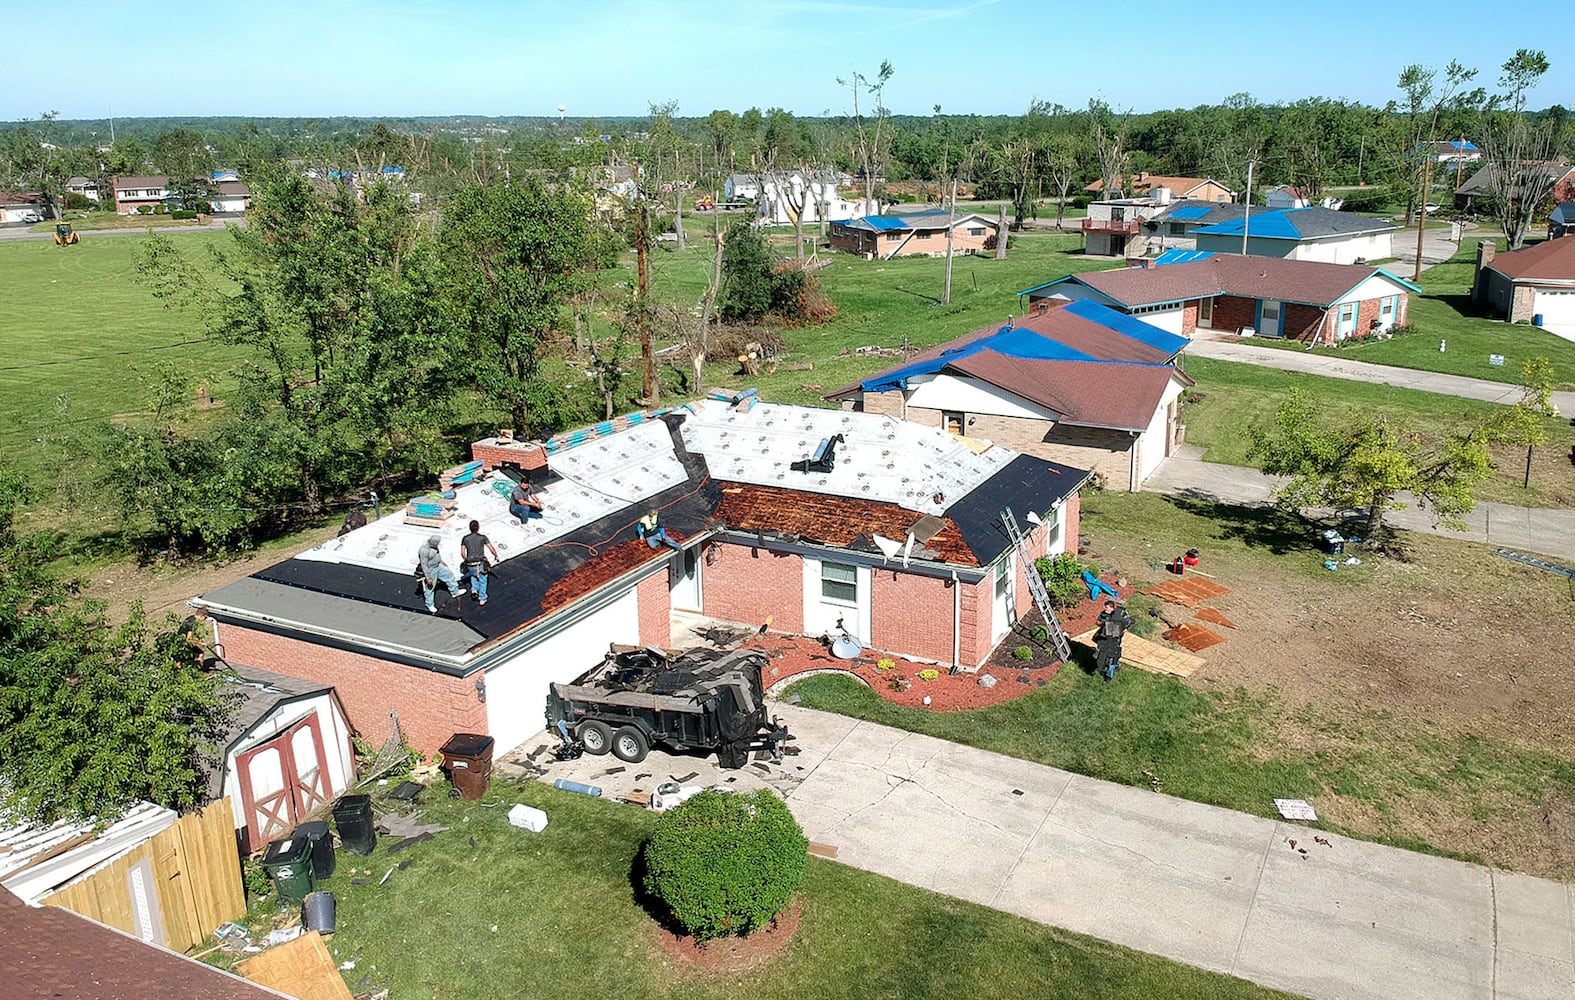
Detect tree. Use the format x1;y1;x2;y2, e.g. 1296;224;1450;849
1248;389;1502;543
718;219;774;322
1478;50;1556;249
1383;60;1482;226
151;127;214;180
838;60;895;206
1042;131;1085;230
0;466;233;823
1089;99;1132;199
438;180;605;434
1488;357;1556;489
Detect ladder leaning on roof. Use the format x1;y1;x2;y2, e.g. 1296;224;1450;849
1000;506;1072;663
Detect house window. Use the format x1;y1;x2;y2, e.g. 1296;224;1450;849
994;558;1011;599
1379;296;1394;320
1199;297;1214;325
942;411;964;435
1111;207;1126;221
1168;223;1185;236
1338;301;1358;338
821;561;858;604
967;227;985;236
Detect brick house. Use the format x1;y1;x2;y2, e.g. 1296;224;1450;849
1471;238;1575;329
194;404;1087;757
112;175;172;215
827;298;1191;491
1024;253;1417;344
830;210;1000;259
1084;172;1235;203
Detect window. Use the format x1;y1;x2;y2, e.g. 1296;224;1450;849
942;410;964;435
1379;296;1394;320
1168;222;1185;236
967;227;985;236
821;562;858;604
1199;297;1214;325
1111;207;1126;221
1262;300;1281;323
994;558;1011;599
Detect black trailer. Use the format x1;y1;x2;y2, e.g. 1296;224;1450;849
545;646;791;768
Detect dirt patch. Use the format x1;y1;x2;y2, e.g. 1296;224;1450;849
652;900;800;974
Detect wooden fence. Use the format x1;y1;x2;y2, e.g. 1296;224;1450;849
45;798;245;952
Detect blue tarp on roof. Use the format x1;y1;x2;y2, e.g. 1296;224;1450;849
860;326;1096;393
1166;205;1212;220
1063;299;1189;358
1194;210;1303;240
861;215;909;231
1154;249;1216;265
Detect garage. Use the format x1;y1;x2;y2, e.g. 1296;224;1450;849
1533;289;1575;330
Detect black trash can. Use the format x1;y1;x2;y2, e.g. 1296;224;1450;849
332;795;376;856
260;835;316;904
438;733;495;801
293;821;335;879
1319;529;1345;555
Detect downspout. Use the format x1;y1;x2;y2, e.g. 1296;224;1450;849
1129;430;1141;492
951;570;962;672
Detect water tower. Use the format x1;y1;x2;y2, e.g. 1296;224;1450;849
557;104;566;123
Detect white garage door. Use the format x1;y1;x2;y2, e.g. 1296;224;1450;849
483;584;642;755
1532;290;1575;328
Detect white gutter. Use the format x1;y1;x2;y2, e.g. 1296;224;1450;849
1129;430;1141;492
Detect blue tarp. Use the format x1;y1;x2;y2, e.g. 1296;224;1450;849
861;215;909;231
1062;299;1189;358
1154;249;1216;265
1165;205;1212;220
1194;210;1301;239
859;326;1096;392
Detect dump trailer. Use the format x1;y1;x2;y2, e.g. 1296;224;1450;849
546;646;791;768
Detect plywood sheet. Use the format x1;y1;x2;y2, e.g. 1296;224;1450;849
1071;630;1205;677
1162;622;1227;652
236;931;352;1000
1143;577;1231;607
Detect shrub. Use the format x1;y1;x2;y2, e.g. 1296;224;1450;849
875;658;896;671
1012;645;1034;661
171;209;197;220
642;789;807;940
136;205;153;215
1034;552;1089;608
917;667;940;681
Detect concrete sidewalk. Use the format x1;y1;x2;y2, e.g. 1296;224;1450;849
524;706;1573;1000
1184;337;1575;416
1145;452;1575;564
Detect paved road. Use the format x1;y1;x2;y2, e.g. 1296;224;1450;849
1185;337;1575;416
0;217;243;242
523;706;1575;1000
1145;451;1575;563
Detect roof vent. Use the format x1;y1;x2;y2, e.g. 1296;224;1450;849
790;434;844;474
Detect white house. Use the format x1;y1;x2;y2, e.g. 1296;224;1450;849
753;171;877;227
0;193;47;223
64;176;100;202
209;181;252;214
1192;206;1396;265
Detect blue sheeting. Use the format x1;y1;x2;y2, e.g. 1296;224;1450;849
859;326;1096;392
1165;205;1212;220
1062;299;1190;358
1194;210;1301;239
861;215;909;231
1154;248;1215;265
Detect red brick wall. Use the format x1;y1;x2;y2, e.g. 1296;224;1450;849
636;569;671;648
1284;303;1326;343
702;542;805;633
1180;301;1198;335
870;568;955;662
217;625;487;754
959;575;995;667
1213;295;1257;334
1063;491;1082;553
471;439;547;471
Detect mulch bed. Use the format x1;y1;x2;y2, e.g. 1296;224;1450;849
652;901;801;974
753;573;1137;712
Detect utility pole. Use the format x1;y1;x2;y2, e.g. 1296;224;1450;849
1455;134;1466;191
1240;160;1254;256
1414;155;1433;283
635;159;655;404
942;177;957;305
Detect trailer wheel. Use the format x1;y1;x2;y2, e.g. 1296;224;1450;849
611;726;649;763
577;721;612;755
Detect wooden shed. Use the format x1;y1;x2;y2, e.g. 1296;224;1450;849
212;665;357;852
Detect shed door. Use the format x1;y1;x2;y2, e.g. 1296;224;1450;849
237;713;332;848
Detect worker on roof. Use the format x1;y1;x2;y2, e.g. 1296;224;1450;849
637;510;682;551
416;534;467;613
509;478;543;524
460;519;499;608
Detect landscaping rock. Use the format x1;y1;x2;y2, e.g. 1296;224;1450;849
977;673;997;688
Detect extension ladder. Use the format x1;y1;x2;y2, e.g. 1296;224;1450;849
1001;506;1072;663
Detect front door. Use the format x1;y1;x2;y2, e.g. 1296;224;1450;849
669;546;702;612
1259;300;1282;337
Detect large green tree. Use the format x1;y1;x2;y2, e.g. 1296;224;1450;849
0;468;233;822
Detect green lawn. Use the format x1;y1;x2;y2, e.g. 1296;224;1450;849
1239;238;1575;388
1181;356;1575;508
791;491;1575;874
236;782;1296;1000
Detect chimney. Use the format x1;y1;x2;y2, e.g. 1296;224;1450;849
1471;240;1496;304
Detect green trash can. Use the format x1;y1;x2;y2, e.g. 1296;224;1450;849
261;834;316;904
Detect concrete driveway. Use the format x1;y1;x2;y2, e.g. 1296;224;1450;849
517;705;1574;1000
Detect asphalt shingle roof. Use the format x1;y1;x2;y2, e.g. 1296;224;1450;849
1484;238;1575;282
1044;255;1416;309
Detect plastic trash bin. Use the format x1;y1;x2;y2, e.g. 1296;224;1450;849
261;835;316;904
332;795;377;856
293;821;335;879
439;733;495;800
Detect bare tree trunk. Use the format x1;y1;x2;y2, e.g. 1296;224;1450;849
674;190;686;252
942;179;957;304
995;203;1008;260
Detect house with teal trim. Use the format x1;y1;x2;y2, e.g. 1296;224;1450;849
1191;206;1397;265
1019;253;1417;344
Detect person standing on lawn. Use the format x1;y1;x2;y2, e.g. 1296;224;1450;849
1095;599;1134;683
416;534;466;613
460;520;499;607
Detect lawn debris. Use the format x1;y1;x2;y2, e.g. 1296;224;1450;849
376;814;450;839
387;781;424;802
1492;548;1575;579
808;841;839;859
378;866;396;886
603;766;626;775
671;772;700;783
387;832;433;854
1144;577;1231;607
1194;607;1238;629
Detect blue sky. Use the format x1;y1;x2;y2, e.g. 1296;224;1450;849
3;0;1566;121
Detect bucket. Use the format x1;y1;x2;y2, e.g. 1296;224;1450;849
303;891;336;934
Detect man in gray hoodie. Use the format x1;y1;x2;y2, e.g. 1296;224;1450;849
416;534;466;613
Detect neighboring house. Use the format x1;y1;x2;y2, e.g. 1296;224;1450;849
1139;199;1250;254
1264;186;1345;212
210;167;241;183
0;192;47;223
1471;238;1575;329
830;210;999;259
1022;253;1417;343
1419;139;1482;165
1085;172;1234;203
1191;206;1397;264
1551;203;1575;239
1080;197;1171;256
754;170;876;227
828;298;1191;491
193;403;1085;757
112;175;171;214
211;664;355;852
0;887;272;1000
724;172;760;202
64;176;100;202
1455;161;1575;211
210;181;252;214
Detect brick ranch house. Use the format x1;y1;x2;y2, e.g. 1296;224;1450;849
193;402;1088;757
1471;237;1575;329
827;298;1192;491
1023;253;1418;344
830;210;1001;259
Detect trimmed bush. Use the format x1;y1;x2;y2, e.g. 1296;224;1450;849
171;209;197;220
1035;552;1090;608
642;788;807;940
136;205;153;215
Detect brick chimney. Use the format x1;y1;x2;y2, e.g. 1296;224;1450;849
1471;240;1496;304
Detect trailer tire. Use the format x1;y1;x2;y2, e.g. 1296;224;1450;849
577;721;612;755
611;726;649;764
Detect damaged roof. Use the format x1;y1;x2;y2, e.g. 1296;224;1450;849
1033;255;1418;309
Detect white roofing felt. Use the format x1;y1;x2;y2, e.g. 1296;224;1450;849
295;420;688;575
680;399;1013;515
0;801;177;902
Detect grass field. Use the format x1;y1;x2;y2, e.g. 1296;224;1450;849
224;782;1295;1000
